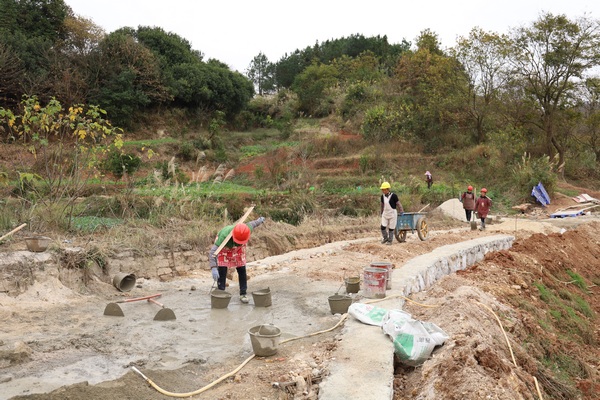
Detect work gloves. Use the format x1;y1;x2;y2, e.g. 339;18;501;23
258;216;265;224
211;267;219;281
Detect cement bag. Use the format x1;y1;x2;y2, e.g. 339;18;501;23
348;303;388;326
381;310;449;366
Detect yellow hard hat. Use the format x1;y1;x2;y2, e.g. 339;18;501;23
380;182;391;190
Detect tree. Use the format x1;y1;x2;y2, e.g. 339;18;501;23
292;62;338;116
275;51;311;90
509;12;600;169
393;30;470;150
246;52;274;95
577;78;600;168
0;0;72;99
88;30;170;127
332;50;382;85
453;28;511;143
0;43;25;108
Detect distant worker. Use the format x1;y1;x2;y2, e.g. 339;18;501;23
380;182;404;245
425;171;433;189
474;188;492;231
460;185;476;222
208;216;265;303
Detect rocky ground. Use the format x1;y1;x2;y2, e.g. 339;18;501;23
1;191;599;400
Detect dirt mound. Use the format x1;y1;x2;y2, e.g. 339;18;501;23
397;221;600;399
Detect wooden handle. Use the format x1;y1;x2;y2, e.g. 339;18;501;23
417;204;430;213
147;298;164;308
117;293;162;303
0;223;27;242
214;205;255;256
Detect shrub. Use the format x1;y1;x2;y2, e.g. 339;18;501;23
102;151;142;179
361;103;411;142
511;153;558;202
177;142;196;161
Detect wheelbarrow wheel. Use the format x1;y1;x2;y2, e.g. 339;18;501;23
395;229;407;243
416;217;429;241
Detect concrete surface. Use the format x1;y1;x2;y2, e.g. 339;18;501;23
0;235;514;399
319;234;514;400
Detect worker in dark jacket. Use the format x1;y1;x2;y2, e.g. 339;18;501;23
380;182;404;245
208;217;265;303
460;185;476;222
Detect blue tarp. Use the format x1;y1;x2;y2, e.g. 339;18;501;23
531;182;551;206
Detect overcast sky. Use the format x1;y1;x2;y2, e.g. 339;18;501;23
65;0;598;73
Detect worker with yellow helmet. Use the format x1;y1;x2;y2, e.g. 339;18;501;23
380;182;404;245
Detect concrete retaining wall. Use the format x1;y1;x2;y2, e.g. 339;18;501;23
395;234;514;296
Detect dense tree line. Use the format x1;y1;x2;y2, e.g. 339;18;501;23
1;0;599;177
0;0;253;127
246;17;600;176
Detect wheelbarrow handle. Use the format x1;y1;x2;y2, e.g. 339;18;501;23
116;293;162;303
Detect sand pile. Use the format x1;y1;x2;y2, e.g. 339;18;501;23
436;198;468;221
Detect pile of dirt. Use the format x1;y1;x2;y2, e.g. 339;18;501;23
396;221;600;400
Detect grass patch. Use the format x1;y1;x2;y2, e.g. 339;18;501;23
542;353;589;381
572;295;594;318
134;181;266;199
123;137;179;147
70;216;123;232
565;270;588;291
535;282;553;303
555;187;580;197
534;282;595;344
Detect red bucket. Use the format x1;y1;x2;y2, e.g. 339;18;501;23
363;267;387;299
370;261;393;290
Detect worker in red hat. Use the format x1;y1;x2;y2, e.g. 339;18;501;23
208;216;265;303
460;185;476;222
474;188;492;231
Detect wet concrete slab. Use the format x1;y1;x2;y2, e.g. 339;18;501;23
1;267;346;399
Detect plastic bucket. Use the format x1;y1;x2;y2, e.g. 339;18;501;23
328;294;352;314
251;288;272;307
363;267;387;299
370;261;393;289
211;289;232;309
112;273;136;292
344;276;360;294
248;324;281;356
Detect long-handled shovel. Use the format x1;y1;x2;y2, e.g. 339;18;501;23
470;212;478;231
148;298;176;321
103;293;162;317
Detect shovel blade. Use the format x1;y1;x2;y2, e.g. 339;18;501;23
154;308;176;321
104;303;124;317
470;221;478;231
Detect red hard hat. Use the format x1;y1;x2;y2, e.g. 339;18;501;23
467;186;473;191
232;223;251;244
481;188;487;193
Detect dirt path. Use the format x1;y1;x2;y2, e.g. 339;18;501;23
1;212;599;400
